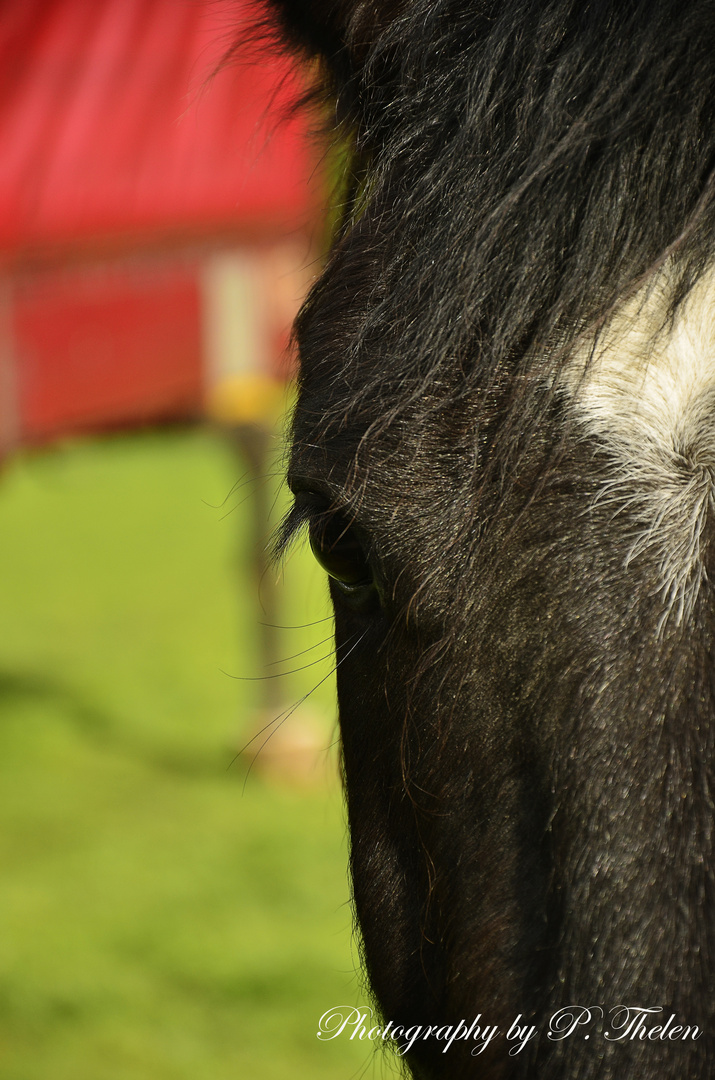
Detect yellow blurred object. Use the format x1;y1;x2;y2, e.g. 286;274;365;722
204;373;287;426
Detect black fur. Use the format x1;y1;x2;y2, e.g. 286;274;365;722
261;2;715;1076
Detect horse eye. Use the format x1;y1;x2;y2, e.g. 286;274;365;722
309;515;373;588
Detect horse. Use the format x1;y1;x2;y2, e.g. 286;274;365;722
257;1;715;1076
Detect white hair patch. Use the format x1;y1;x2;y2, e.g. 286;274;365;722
564;267;715;631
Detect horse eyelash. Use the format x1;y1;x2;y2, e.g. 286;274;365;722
274;487;344;561
272;499;313;561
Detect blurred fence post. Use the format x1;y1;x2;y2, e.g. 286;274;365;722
201;245;328;782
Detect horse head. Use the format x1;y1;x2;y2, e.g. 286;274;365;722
264;2;715;1075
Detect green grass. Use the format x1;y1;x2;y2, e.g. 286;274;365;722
0;426;390;1080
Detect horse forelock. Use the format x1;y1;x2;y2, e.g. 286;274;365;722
295;0;715;403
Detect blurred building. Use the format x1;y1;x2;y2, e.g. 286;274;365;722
0;0;321;454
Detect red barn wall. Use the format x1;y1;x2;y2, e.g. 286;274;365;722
13;258;203;442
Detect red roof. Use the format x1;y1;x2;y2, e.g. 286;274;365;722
0;0;319;262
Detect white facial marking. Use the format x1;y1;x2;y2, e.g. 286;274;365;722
565;267;715;630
